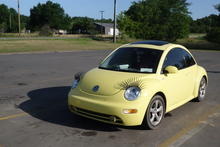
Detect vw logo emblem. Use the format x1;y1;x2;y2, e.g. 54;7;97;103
92;85;99;92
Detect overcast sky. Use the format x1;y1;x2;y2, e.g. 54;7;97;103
0;0;219;20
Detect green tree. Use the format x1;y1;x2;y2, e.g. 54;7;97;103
190;15;219;33
118;0;191;41
9;8;18;32
71;17;97;34
29;1;71;31
0;4;28;33
206;3;220;43
0;4;9;32
215;4;220;12
95;18;113;23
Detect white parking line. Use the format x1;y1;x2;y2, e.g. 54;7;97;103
169;123;206;147
159;105;220;147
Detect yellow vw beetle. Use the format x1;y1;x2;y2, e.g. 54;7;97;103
68;40;208;129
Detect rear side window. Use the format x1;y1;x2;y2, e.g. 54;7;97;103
181;49;196;68
162;48;195;71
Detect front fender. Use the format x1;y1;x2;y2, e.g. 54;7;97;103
193;65;208;97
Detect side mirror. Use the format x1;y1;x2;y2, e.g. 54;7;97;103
74;72;84;80
164;66;178;74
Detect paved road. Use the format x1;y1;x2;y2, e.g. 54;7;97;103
0;50;220;147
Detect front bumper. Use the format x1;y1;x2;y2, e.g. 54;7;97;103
68;88;149;126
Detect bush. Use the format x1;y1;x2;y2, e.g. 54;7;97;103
206;27;220;44
39;25;53;36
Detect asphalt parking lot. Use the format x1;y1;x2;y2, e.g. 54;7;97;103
0;50;220;147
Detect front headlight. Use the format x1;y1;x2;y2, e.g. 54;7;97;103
124;86;141;101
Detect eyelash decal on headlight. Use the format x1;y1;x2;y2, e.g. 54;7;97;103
115;77;146;90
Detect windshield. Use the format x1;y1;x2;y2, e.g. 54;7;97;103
99;47;163;73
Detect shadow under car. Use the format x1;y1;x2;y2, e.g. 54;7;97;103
19;86;121;132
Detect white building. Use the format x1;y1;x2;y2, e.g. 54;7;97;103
95;23;119;36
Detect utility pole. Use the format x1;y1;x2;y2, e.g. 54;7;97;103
100;11;104;34
9;12;12;31
113;0;117;43
17;0;21;36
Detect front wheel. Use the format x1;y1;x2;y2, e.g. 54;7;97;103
196;77;207;102
142;95;165;130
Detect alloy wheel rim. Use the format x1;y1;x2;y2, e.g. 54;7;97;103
199;79;206;99
149;99;164;126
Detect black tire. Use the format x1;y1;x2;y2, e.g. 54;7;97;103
142;95;165;130
196;77;207;102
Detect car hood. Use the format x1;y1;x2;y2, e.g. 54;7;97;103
79;68;158;96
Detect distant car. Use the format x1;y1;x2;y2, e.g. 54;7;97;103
68;40;208;129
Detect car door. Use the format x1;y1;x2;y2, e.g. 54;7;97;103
161;48;196;111
179;48;197;99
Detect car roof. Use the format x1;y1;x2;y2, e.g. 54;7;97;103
130;40;169;46
121;40;185;51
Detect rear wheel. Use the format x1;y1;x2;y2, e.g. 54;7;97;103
196;77;207;102
142;95;165;130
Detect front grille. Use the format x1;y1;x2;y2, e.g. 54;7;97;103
69;105;123;124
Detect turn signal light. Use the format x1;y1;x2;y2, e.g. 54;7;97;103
123;109;138;114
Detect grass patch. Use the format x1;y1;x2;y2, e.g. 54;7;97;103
0;38;123;54
0;33;39;37
176;38;220;51
0;35;219;54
